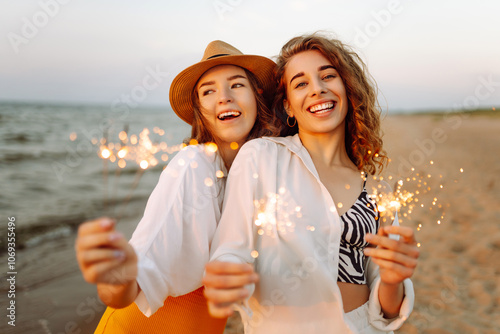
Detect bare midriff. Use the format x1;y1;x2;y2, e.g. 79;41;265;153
338;282;371;313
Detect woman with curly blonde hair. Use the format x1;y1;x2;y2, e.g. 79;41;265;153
273;34;388;175
204;33;419;333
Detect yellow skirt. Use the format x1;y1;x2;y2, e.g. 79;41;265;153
95;287;227;334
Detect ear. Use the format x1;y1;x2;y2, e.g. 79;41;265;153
283;99;293;118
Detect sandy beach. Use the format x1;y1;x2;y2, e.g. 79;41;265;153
2;112;499;333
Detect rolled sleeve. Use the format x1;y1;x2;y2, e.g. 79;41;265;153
368;277;414;331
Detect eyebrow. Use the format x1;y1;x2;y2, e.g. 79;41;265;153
319;65;335;71
198;80;215;89
228;74;247;81
289;72;304;85
289;65;336;85
198;74;248;90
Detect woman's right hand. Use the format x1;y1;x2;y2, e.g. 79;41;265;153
75;217;138;286
203;261;259;318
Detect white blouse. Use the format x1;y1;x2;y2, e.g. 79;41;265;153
129;144;227;317
210;135;414;333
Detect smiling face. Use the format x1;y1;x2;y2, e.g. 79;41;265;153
283;50;349;136
196;65;258;146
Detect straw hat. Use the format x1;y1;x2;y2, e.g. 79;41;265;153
169;40;276;125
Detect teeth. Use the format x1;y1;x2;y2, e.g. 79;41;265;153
309;102;334;113
218;111;241;120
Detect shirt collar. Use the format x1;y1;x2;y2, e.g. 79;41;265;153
263;134;320;179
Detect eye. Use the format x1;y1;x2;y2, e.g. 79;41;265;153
231;83;244;89
201;89;214;96
322;74;337;80
294;82;307;89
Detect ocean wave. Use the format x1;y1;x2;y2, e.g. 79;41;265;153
0;150;67;163
0;193;151;254
0;212;91;254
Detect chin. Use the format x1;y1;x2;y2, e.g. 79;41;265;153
222;129;251;144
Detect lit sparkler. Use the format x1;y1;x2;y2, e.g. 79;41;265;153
366;161;464;247
93;126;185;221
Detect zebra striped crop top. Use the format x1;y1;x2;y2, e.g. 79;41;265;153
337;179;380;284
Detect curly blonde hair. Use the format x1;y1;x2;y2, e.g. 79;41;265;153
273;33;388;175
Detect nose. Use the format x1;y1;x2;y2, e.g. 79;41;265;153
309;77;326;97
217;87;233;104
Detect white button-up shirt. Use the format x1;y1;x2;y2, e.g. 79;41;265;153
210;135;414;333
130;144;227;317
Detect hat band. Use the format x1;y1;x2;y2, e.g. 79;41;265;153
206;53;230;60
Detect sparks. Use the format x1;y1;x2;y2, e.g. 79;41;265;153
206;142;218;153
101;148;111;159
140;160;149;169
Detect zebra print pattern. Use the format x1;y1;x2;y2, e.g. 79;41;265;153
337;184;379;284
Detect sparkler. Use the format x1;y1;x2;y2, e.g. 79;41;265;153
111;126;129;216
93;126;184;222
101;128;110;212
366;161;465;247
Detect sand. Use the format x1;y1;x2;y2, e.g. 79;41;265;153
382;113;500;333
2;113;499;333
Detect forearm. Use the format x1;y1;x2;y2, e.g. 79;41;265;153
378;281;404;319
97;280;140;309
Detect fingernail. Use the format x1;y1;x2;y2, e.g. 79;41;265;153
114;251;125;259
109;232;122;241
364;248;372;255
101;218;114;228
365;234;373;241
240;289;249;298
251;274;259;282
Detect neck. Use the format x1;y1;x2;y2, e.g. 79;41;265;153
298;126;353;169
218;141;240;171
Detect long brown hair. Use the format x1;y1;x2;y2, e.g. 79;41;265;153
273;33;388;175
188;67;279;164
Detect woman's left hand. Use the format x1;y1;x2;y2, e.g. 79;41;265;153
364;225;420;285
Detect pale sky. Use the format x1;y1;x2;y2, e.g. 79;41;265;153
1;0;499;112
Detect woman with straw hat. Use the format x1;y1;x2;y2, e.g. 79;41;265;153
75;40;280;333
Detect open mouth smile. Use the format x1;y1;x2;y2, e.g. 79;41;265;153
308;101;336;114
217;110;241;121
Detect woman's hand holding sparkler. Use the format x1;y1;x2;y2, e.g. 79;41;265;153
364;225;419;285
75;217;140;308
203;261;259;318
364;225;420;318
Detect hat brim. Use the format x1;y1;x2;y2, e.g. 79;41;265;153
169;54;276;125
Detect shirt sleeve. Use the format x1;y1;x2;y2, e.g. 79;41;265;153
365;212;415;330
130;146;221;317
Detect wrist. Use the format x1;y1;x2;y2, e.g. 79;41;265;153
97;280;139;308
378;281;404;319
379;280;403;290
